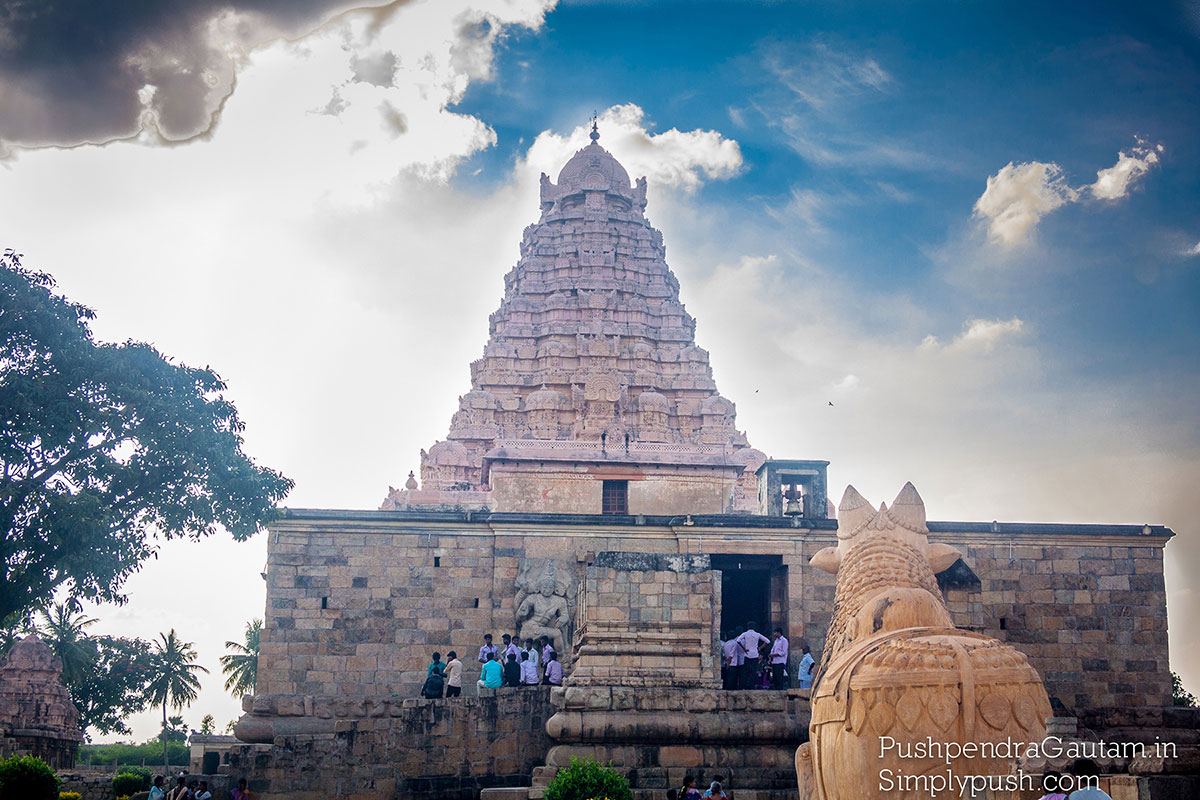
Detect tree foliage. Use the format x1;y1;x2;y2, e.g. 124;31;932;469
0;249;293;620
146;629;207;774
35;602;97;687
112;767;152;797
220;618;261;698
543;757;633;800
0;755;60;800
79;740;188;768
22;601;156;738
1173;672;1197;707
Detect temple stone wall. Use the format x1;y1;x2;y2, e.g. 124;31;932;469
571;552;720;687
488;464;738;515
253;511;1171;735
229;689;554;800
952;537;1173;720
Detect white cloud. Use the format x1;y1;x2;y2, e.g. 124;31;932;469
521;103;742;193
973;161;1079;246
918;317;1025;353
1089;141;1163;200
974;139;1164;247
1183;241;1200;256
948;317;1025;352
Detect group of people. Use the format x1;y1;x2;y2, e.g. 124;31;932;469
421;632;564;698
719;622;814;691
667;773;728;799
148;774;249;799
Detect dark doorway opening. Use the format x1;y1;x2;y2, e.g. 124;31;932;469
710;554;781;636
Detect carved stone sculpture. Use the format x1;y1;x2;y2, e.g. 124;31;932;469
0;634;82;768
384;130;759;507
795;483;1052;800
515;559;572;658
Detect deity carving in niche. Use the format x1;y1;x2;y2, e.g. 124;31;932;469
525;386;564;440
514;559;572;659
576;374;621;438
636;390;671;442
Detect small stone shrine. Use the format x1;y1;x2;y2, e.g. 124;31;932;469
230;124;1187;798
0;633;81;769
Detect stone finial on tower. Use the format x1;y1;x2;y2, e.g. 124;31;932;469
590;111;600;142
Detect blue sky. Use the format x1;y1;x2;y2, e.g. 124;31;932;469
458;0;1200;376
0;0;1197;740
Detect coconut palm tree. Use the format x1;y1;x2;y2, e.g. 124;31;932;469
0;611;33;657
35;601;98;687
146;629;208;776
219;618;262;698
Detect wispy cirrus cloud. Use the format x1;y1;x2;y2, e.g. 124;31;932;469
974;139;1164;246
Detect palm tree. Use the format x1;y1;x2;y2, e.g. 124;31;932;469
36;601;98;687
0;611;33;657
220;619;262;698
146;629;208;776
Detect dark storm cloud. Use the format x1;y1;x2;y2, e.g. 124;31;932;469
0;0;407;155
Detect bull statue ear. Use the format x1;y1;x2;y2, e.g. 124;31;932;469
927;543;963;574
810;546;842;575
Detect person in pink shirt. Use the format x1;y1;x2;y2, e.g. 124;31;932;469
543;650;563;685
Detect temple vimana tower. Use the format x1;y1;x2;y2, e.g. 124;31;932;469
231;126;1188;799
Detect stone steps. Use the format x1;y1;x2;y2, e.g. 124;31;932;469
479;789;531;800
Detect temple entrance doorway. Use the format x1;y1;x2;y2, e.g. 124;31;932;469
711;554;784;635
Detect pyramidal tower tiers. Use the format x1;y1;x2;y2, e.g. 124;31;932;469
384;124;789;516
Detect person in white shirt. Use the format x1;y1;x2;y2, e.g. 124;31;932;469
769;628;789;690
736;622;770;689
502;633;521;665
725;626;745;689
520;650;540;685
444;651;463;697
721;631;738;690
195;781;212;800
478;633;497;665
797;645;816;689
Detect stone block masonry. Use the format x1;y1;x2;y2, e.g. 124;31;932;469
252;509;1172;739
229;688;554;800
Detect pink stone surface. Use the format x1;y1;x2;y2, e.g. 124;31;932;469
383;136;765;512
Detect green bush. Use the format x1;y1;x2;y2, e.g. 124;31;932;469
79;741;189;767
60;793;83;800
543;757;632;800
0;755;61;800
113;766;152;795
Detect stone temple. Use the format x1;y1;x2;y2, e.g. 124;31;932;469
231;126;1190;799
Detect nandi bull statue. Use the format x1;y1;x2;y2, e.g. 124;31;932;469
795;483;1052;800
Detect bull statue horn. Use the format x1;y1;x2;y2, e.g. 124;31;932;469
890;481;928;531
837;485;873;538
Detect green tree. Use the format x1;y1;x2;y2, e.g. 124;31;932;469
35;601;98;687
0;249;293;620
146;630;207;776
71;635;155;737
1173;672;1197;707
220;618;262;698
0;611;32;655
28;601;155;739
200;714;215;735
